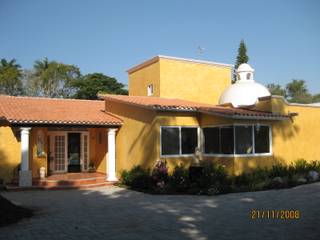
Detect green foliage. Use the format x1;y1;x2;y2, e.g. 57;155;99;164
192;161;230;194
266;83;286;97
235;39;249;69
168;164;190;193
27;58;81;98
71;73;128;100
121;159;320;195
121;166;152;191
286;79;313;103
0;59;24;95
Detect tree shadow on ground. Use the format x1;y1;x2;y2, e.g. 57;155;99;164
1;185;320;240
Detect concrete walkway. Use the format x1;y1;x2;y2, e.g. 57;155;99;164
1;182;320;240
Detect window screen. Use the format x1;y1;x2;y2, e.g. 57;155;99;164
161;127;180;155
235;126;253;154
221;127;234;154
203;128;220;154
254;126;270;153
181;128;198;154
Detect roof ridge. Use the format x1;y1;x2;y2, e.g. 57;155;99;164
0;94;104;103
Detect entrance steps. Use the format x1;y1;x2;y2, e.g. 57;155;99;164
6;172;117;191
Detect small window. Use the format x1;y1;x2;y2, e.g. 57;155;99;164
161;127;179;155
204;127;220;154
254;125;270;153
246;73;251;80
235;126;253;154
147;84;154;96
221;127;234;154
181;128;198;154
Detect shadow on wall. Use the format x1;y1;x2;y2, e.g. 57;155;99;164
0;149;19;184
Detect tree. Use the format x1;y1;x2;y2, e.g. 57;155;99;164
235;39;249;69
27;58;81;98
286;79;312;103
233;40;249;82
266;83;286;97
0;58;24;95
71;73;128;100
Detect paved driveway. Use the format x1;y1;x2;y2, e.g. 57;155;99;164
1;183;320;240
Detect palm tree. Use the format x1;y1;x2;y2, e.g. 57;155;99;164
0;58;23;95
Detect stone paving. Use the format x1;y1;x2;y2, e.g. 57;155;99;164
1;182;320;240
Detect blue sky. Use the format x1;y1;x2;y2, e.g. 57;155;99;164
1;0;319;93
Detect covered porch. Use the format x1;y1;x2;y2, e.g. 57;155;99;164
18;126;119;187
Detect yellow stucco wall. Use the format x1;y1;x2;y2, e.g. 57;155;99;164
0;126;20;183
128;57;232;104
159;58;232;104
89;128;107;174
129;60;160;97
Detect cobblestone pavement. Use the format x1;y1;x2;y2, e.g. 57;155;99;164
1;182;320;240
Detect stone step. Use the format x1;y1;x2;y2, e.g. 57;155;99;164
6;181;115;191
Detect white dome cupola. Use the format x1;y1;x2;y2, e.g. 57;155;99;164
219;63;271;108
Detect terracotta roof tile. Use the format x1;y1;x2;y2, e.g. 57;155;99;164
100;94;290;120
0;95;122;126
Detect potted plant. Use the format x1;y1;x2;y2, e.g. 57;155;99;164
88;161;96;173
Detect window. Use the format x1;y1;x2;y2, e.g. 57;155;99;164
246;73;251;80
204;127;219;154
254;125;270;153
203;125;271;156
221;127;234;154
235;126;253;154
161;126;198;156
161;127;180;155
181;128;198;154
147;84;154;96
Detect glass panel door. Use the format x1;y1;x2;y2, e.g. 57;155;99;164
54;135;66;171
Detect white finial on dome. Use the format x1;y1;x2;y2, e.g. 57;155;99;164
218;63;271;108
236;63;254;82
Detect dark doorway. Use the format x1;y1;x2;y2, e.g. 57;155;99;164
68;133;81;172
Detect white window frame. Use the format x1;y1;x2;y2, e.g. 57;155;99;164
202;124;272;158
147;84;154;96
160;126;200;158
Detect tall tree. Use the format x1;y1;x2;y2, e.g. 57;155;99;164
233;40;249;82
266;83;286;97
27;58;80;98
0;58;24;95
71;73;128;100
235;40;249;69
286;79;312;103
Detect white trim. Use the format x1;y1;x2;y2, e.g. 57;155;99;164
272;95;320;108
20;127;31;171
107;128;118;181
160;126;200;158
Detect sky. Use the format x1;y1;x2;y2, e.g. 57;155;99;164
1;0;319;93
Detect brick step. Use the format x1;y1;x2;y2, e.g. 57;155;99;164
33;177;107;187
6;181;115;191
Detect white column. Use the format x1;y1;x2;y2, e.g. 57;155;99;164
107;128;118;181
19;127;32;187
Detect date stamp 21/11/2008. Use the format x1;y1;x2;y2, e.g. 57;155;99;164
250;210;300;219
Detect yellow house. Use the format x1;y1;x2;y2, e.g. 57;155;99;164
0;55;319;188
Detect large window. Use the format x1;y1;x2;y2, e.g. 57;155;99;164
161;127;198;156
204;125;271;156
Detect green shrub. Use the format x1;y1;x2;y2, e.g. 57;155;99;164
269;164;288;178
121;166;153;191
194;161;230;194
168;164;190;193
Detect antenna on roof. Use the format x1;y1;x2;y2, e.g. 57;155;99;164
197;46;205;55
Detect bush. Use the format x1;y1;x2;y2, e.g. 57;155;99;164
194;161;230;194
121;166;153;191
168;164;190;193
151;160;169;192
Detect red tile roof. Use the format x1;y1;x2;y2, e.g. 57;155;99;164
0;95;122;126
100;94;290;120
